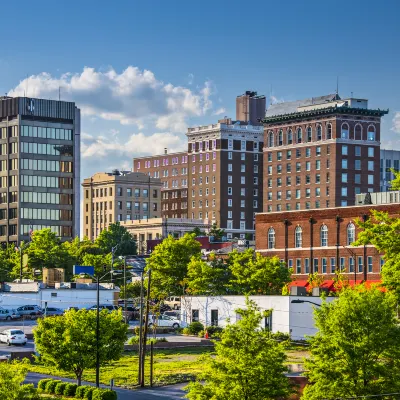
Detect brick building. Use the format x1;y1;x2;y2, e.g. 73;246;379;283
262;94;388;212
82;170;162;240
133;150;188;219
255;201;400;282
236;90;266;125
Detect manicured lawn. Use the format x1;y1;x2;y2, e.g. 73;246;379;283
29;347;214;388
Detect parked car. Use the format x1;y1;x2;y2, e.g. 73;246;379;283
16;305;42;317
164;297;181;310
0;329;27;346
0;309;20;321
87;304;119;312
65;307;79;312
163;310;181;319
44;307;64;316
148;314;185;329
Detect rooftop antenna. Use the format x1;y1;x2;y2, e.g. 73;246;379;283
351;91;353;98
336;76;339;96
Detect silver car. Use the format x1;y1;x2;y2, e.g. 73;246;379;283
0;329;27;345
44;307;64;316
0;309;20;321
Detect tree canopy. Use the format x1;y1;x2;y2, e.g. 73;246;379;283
185;299;291;400
34;309;128;385
303;286;400;400
95;222;137;256
208;222;225;241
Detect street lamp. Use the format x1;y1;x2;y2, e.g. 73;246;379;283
291;299;322;307
82;269;121;388
110;245;119;283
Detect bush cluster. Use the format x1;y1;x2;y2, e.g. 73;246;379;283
37;378;116;399
198;325;224;338
182;321;204;335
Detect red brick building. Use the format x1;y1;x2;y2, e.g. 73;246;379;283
255;203;400;282
262;95;388;212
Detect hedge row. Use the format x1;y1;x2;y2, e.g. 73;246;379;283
37;378;117;400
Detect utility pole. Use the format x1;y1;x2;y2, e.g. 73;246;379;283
140;269;151;387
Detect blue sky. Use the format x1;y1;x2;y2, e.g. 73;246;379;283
0;0;399;178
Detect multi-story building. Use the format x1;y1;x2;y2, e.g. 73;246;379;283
255;197;400;282
82;170;162;240
236;91;266;125
187;118;264;239
262;94;388;212
380;149;400;191
0;96;80;245
133;150;188;219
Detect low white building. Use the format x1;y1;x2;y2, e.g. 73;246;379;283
0;282;119;310
181;295;335;340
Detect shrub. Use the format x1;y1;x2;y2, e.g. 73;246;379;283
45;379;61;394
84;386;96;400
55;382;67;395
198;330;205;338
205;326;224;337
38;378;52;392
75;385;86;398
64;383;78;396
92;388;118;400
270;331;290;341
185;322;204;335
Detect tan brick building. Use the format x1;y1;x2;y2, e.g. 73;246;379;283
255;201;400;282
82;170;162;240
262;94;388;212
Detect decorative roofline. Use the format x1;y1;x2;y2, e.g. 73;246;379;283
261;106;389;124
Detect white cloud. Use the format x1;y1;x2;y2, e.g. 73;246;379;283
270;95;284;105
9;66;213;133
213;107;226;116
391;112;400;133
187;73;194;85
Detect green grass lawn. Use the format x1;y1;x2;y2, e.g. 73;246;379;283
29;347;214;388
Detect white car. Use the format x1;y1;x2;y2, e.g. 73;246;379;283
0;329;27;346
148;314;186;329
164;297;181;310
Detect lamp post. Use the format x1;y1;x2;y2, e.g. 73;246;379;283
291;299;322;307
110;245;119;283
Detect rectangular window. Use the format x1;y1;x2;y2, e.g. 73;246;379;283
358;256;363;272
340;257;345;271
342;173;348;183
296;259;301;274
342;159;348;169
313;258;319;273
304;258;309;274
368;256;373;273
355;160;361;170
342;145;348;156
330;257;336;273
341;187;348;197
368;161;374;171
368;147;374;157
306;161;310;171
322;258;327;274
368;175;374;185
355;146;361;157
355;174;361;184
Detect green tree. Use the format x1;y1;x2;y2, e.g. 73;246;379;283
186;255;231;295
228;249;292;295
25;229;72;273
389;169;400;190
146;234;201;297
63;236;103;266
185;299;291;400
0;245;18;282
188;227;206;237
119;280;143;299
0;359;38;399
82;253;112;276
302;286;400;400
34;309;128;385
353;210;400;301
208;222;225;241
95;222;137;256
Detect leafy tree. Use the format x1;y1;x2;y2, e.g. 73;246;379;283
146;234;201;298
0;245;18;282
25;229;72;272
95;222;137;256
353;210;400;301
82;253;111;276
303;286;400;400
186;255;232;295
34;309;128;385
188;227;206;237
306;272;325;294
119;280;143;299
228;249;292;295
208;222;225;241
63;236;103;266
185;299;291;400
0;359;39;399
389;169;400;190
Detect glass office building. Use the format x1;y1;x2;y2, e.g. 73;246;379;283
0;96;80;245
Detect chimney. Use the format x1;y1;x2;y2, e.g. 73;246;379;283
164;148;168;154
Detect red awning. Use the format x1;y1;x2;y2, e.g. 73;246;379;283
319;280;335;290
289;280;309;288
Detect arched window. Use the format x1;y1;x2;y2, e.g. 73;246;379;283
367;125;376;141
316;125;322;141
347;223;355;245
341;123;349;139
268;131;274;147
320;224;328;247
268;228;275;249
287;129;293;145
278;130;283;146
296;128;302;144
306;127;312;142
295;226;302;248
326;123;332;140
354;124;362;140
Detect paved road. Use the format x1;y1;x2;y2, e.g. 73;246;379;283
0;340;35;357
26;372;187;399
0;320;36;334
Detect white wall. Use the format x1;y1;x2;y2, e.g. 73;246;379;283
0;289;118;310
181;295;336;340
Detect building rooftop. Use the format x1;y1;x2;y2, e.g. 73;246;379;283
82;170;162;185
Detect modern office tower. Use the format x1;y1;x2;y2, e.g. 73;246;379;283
186;118;264;239
236;91;266;125
0;96;80;246
133;150;188;219
262;94;388;212
380;149;400;191
82;170;162;240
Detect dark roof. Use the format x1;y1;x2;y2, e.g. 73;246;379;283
265;94;340;117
